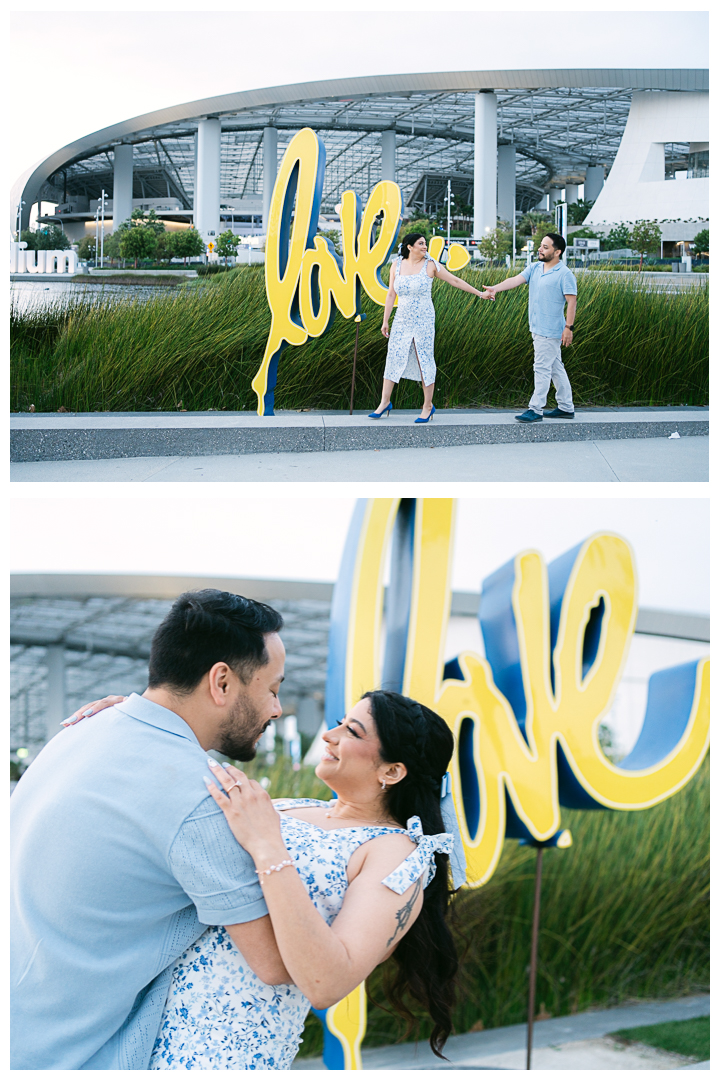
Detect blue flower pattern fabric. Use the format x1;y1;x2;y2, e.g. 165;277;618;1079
384;255;438;385
149;799;452;1070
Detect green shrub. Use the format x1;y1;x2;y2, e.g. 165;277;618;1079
10;265;709;412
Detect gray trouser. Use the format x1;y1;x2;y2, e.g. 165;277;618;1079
529;334;574;414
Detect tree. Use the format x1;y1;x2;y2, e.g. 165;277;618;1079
76;235;97;262
155;231;175;264
119;224;158;268
478;226;511;263
22;225;71;250
400;219;431;245
103;231;122;264
170;227;205;266
606;223;633;251
692;228;709;257
518;211;554;239
216;229;240;266
629;219;662;270
567;198;594;225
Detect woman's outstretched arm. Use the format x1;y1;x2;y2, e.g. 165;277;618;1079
206;761;423;1009
431;261;494;299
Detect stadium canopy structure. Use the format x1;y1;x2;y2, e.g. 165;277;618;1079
14;68;708;245
10;573;709;759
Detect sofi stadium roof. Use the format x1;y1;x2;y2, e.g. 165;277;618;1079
17;68;708;217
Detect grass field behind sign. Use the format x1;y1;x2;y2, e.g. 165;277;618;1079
239;753;709;1057
11;266;708;412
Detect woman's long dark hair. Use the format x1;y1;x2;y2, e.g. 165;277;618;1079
399;232;425;259
362;690;458;1058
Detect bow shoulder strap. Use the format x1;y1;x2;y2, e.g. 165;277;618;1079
380;815;454;895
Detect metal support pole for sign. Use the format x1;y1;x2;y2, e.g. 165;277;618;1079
100;189;106;268
349;314;366;415
94;205;100;268
526;847;544;1070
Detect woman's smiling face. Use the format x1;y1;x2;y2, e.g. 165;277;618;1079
409;236;428;256
316;698;383;788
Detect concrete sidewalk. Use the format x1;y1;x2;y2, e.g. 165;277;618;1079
292;994;710;1070
10;407;708;463
10;435;709;482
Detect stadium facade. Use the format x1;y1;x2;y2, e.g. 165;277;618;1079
13;68;708;250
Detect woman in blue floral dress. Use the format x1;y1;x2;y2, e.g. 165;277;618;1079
147;690;460;1069
370;233;494;423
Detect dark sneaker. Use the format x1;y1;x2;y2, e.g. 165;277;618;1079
543;408;575;418
515;409;543;423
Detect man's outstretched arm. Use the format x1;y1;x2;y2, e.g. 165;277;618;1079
485;273;528;296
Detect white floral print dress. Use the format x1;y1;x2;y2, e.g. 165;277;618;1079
149;799;452;1071
384;255;437;385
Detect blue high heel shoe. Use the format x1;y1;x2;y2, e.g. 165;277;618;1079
368;402;392;419
414;405;435;424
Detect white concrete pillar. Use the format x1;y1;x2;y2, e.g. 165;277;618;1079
262;126;278;232
195;118;221;244
381;130;396;182
565;183;580;204
497;144;516;225
112;143;134;231
584;165;605;203
45;645;66;743
192;131;198;222
535;193;548;211
473;92;497;239
548;187;563;211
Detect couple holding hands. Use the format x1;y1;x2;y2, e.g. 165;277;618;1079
371;230;577;424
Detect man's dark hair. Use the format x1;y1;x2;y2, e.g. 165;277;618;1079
544;232;566;254
148;590;284;693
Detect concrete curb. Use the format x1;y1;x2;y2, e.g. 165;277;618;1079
10;409;709;462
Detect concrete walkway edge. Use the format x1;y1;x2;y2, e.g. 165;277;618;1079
10;408;709;463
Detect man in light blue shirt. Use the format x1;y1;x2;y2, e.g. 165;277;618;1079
11;590;288;1069
486;232;578;422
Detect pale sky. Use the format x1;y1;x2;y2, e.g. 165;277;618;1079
9;6;709;182
9;495;709;616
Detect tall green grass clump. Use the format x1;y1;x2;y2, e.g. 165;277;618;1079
11;266;708;412
241;753;708;1057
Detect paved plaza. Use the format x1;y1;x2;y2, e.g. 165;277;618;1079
292;994;710;1070
10;434;708;482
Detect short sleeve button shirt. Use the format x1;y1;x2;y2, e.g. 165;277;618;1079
11;694;268;1070
521;260;577;338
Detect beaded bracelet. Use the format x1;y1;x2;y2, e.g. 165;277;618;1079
256;859;293;878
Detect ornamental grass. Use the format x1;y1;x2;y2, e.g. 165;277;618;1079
11;266;708;412
239;753;709;1056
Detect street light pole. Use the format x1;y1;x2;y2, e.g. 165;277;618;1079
447;179;451;247
16;200;25;243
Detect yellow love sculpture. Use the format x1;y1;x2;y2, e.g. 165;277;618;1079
313;497;709;1069
253;128;403;416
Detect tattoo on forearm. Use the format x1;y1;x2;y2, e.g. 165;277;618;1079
385;878;422;949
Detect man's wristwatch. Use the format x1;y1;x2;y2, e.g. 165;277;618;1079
565;324;574;331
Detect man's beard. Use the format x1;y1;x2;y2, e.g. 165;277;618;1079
216;694;269;761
